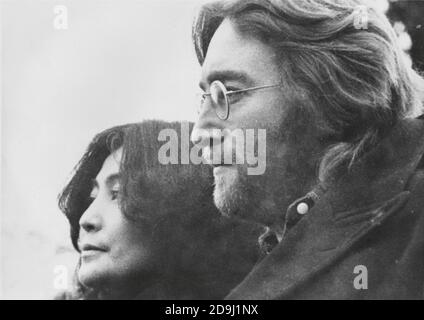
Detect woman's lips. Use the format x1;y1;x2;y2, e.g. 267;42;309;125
81;249;104;259
81;243;107;251
80;243;108;258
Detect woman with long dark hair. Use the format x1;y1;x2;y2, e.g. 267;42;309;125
57;120;264;299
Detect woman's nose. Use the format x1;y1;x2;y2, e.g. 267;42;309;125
79;200;102;233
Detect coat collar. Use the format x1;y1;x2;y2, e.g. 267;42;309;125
226;118;424;300
326;118;424;214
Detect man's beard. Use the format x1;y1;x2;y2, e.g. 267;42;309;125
213;165;248;219
212;164;282;226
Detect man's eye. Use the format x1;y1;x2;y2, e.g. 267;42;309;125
227;91;244;104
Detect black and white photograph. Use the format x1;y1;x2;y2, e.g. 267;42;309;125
1;0;424;303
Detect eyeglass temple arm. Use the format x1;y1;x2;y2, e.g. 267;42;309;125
227;84;281;95
201;84;281;98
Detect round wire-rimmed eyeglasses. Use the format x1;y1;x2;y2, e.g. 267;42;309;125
197;80;281;120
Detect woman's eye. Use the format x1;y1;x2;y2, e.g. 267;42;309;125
89;189;98;200
111;190;119;201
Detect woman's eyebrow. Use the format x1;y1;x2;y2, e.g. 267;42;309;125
105;173;121;187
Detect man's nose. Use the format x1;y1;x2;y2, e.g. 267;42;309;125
79;199;102;233
191;100;222;144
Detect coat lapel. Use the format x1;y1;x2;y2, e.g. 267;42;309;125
226;191;410;300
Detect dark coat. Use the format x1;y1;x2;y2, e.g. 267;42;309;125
226;117;424;300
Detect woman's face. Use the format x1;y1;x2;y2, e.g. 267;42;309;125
77;147;151;292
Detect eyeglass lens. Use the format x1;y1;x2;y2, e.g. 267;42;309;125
210;81;229;120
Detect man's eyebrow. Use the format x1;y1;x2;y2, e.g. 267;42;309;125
199;70;252;90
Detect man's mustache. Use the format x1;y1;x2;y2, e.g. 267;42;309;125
201;143;240;166
191;126;267;175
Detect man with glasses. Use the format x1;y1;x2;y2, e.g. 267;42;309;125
191;0;424;299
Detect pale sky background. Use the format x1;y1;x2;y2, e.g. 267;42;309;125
1;0;203;299
0;0;396;299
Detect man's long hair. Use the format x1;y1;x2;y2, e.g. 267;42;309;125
192;0;424;181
